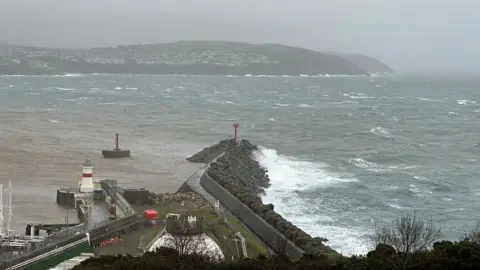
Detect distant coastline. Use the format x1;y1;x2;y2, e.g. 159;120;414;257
0;41;393;76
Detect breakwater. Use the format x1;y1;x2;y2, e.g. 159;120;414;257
56;188;76;208
188;139;336;258
187;138;236;163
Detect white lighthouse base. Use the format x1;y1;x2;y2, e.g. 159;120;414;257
79;179;94;193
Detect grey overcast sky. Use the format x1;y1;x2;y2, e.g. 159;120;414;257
1;0;479;71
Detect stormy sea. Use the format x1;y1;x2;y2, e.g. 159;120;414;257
0;73;479;255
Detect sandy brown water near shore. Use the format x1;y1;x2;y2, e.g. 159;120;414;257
0;110;204;232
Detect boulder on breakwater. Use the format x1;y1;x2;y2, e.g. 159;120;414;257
149;192;211;211
186;138;237;164
190;139;336;257
208;139;270;195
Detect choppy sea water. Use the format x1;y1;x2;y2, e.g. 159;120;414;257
0;73;479;254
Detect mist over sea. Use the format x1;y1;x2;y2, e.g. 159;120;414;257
0;73;479;254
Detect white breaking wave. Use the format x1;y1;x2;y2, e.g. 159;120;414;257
415;97;441;102
297;103;314;108
349;158;417;173
369;127;390;137
206;99;236;105
224;74;388;78
52;87;77;91
0;73;84;77
457;99;477;105
52;73;84;77
254;146;367;255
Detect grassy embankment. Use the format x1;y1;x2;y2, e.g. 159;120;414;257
95;195;268;260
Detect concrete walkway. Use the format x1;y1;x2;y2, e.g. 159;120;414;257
185;140;232;205
186;159;226;211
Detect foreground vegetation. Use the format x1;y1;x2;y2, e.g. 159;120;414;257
74;213;480;269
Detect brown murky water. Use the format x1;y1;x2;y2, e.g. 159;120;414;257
0;76;211;233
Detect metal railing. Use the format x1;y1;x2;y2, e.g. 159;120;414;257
0;222;87;264
100;180;136;217
144;228;166;252
4;181;138;268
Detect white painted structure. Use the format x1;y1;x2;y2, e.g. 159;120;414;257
235;232;248;258
214;200;220;215
78;159;94;193
166;213;181;219
47;252;94;270
149;233;224;261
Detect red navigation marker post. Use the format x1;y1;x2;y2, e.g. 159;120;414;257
233;123;239;143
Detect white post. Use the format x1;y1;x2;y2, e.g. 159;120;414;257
30;225;35;239
235;232;248;258
214;200;220;215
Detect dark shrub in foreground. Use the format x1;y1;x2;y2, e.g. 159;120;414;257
73;241;480;270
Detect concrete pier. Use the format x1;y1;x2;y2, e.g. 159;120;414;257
56;188;76;208
122;188;150;205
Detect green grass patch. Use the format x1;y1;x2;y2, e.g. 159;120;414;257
226;215;268;257
135;198;269;258
141;225;165;248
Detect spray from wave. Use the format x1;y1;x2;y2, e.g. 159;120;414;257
254;146;370;254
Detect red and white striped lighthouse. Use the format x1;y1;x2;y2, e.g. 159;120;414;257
78;158;95;193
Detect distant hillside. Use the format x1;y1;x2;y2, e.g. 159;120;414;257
0;41;370;76
327;52;394;73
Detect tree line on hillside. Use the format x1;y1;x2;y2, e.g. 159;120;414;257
73;213;480;269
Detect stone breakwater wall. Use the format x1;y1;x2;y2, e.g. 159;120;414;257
190;139;336;258
200;173;304;259
186;138;237;164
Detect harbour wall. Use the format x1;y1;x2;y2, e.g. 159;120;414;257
100;179;136;217
56;188;76;208
200;173;305;259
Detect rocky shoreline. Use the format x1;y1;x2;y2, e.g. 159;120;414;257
187;139;336;257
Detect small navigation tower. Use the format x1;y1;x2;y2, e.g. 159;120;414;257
102;133;131;158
